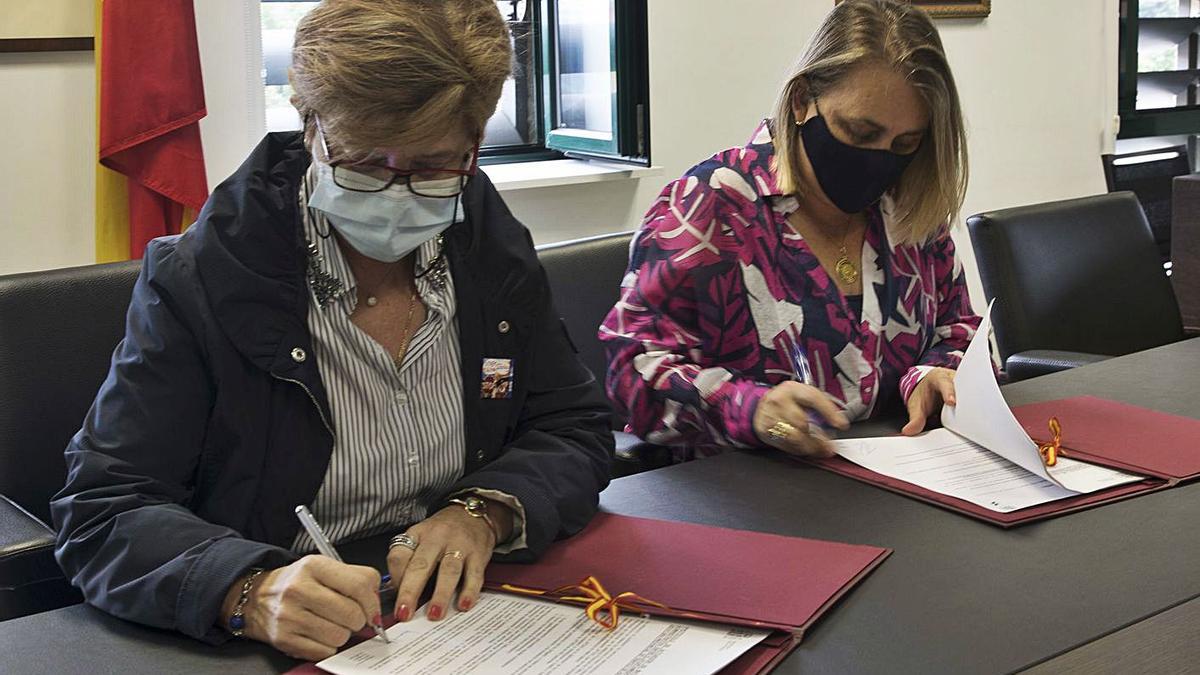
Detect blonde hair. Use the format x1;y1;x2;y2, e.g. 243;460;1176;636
291;0;512;159
773;0;968;245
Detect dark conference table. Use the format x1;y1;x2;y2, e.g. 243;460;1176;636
3;339;1199;674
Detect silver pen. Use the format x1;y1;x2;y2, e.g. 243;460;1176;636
294;505;390;643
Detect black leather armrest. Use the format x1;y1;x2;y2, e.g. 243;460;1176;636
0;494;56;584
0;494;81;620
1004;350;1113;383
612;432;675;478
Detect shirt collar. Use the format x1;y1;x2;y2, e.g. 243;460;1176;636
746;119;785;198
301;166;357;309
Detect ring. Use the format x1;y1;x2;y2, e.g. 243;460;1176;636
389;533;418;551
767;421;798;442
442;550;464;560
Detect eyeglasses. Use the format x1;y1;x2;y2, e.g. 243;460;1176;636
314;117;480;197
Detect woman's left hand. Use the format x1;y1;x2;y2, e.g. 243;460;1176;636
901;367;957;436
387;499;513;623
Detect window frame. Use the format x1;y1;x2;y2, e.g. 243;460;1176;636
540;0;649;164
258;0;649;165
478;0;555;163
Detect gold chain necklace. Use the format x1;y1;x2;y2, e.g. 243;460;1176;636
393;284;420;367
790;209;861;286
833;227;860;285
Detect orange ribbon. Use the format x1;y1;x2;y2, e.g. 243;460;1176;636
1036;417;1063;467
501;575;666;630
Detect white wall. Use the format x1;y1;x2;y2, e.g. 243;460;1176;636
194;0;267;193
0;50;95;274
0;0;1119;296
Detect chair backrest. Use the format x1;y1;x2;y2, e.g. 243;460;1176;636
1101;145;1191;262
1173;174;1200;334
0;261;142;523
966;192;1184;366
536;231;634;428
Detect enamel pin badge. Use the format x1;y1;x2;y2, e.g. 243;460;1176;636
481;358;514;400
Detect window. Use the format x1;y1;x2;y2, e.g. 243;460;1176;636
261;2;317;133
259;0;648;164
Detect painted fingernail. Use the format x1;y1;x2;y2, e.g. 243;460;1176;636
428;605;443;621
459;597;473;611
373;613;383;626
396;604;410;622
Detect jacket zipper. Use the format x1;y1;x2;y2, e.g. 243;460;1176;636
270;372;334;437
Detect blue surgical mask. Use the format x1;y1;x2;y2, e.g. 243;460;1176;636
307;161;464;263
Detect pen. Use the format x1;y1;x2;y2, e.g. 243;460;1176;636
294;505;390;643
788;343;835;440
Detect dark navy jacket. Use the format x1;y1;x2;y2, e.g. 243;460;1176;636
50;133;614;642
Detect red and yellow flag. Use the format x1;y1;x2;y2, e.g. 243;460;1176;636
95;0;209;262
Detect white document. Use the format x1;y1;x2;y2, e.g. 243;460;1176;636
940;301;1142;493
316;592;770;675
833;301;1143;513
836;428;1083;512
939;301;1057;481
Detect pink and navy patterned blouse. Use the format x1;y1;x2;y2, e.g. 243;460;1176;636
598;121;981;455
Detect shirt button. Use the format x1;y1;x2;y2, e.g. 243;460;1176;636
407;455;419;465
497;320;511;334
290;347;307;363
394;390;408;405
475;449;486;461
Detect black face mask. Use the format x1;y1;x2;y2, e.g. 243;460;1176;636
798;110;917;214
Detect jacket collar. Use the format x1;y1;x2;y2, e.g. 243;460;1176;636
185;133;314;374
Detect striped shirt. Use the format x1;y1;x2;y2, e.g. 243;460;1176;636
291;170;525;552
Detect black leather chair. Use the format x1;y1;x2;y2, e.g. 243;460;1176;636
966;192;1185;382
1101;145;1192;263
536;232;672;477
1171;174;1200;335
0;260;142;620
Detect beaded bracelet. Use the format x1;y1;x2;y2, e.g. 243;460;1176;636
228;568;265;637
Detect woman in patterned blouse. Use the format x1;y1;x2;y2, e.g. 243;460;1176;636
600;0;981;459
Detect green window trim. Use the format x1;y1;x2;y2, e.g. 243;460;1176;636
542;0;650;164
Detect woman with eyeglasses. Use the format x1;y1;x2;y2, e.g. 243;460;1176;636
600;0;981;459
51;0;612;661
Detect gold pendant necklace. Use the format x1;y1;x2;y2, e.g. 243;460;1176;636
834;243;859;285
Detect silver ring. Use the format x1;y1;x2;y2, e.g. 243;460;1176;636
389;533;418;551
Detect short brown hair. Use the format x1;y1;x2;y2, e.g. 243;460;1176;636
291;0;512;158
773;0;968;245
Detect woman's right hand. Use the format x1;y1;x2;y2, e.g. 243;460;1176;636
221;555;382;661
753;381;850;457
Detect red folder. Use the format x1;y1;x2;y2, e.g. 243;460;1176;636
485;512;891;674
808;396;1200;527
288;513;890;675
1012;396;1200;482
